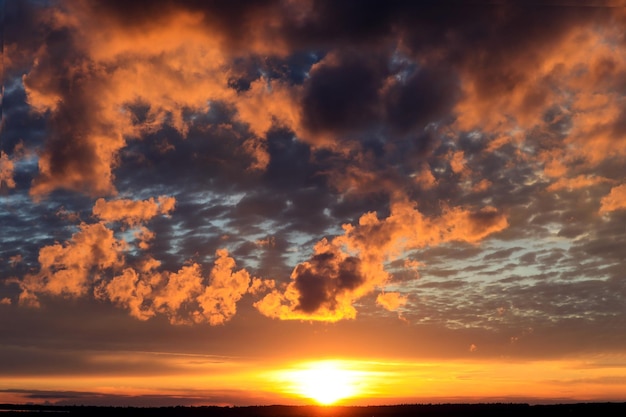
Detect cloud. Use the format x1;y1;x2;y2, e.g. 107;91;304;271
235;79;302;144
255;239;365;321
600;184;626;213
20;1;289;199
16;223;126;306
12;194;254;325
13;0;626;206
455;20;626;198
18;1;465;201
92;196;176;225
256;198;508;321
195;249;252;325
99;250;252;326
300;51;387;138
0;152;16;190
412;164;438;190
151;263;205;324
95;267;155;321
449;150;468;177
546;175;612;192
376;292;408;312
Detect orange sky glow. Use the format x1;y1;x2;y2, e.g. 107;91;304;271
2;0;626;407
3;355;626;406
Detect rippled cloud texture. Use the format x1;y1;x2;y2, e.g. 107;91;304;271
2;0;626;406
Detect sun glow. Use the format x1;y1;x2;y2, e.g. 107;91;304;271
278;360;365;405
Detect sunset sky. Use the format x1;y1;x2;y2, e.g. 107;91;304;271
2;0;626;407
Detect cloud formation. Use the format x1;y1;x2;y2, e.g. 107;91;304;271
2;1;626;366
376;292;408;312
600;184;626;213
14;196;252;325
92;196;176;225
16;222;126;307
256;199;507;321
0;152;16;190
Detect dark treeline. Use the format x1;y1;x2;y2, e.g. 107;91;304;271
1;403;626;417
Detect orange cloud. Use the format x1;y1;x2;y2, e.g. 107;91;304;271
472;178;492;193
134;226;156;250
256;239;365;321
376;292;408;311
599;184;626;213
453;24;592;134
11;196;247;324
12;196;254;325
195;249;252;325
340;200;508;260
327;163;396;197
256;198;508;322
95;267;155;321
448;21;626;217
248;277;276;296
22;3;293;199
565;93;625;166
235;79;302;141
0;151;16;189
152;264;205;325
133;250;252;325
456;24;626;185
17;223;127;306
94;249;254;325
412;165;438;190
92;196;176;225
449;150;468;176
547;175;611;192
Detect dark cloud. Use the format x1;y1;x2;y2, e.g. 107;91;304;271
384;65;460;134
0;388;270;407
301;51;388;136
482;247;524;261
85;0;284;51
294;251;365;313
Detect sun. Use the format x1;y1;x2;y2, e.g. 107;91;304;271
281;360;363;405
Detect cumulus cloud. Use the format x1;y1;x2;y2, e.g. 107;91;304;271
95;267;156;321
20;1;290;199
195;249;252;325
256;198;508;321
14;195;253;325
376;292;408;312
600;184;626;213
92;196;176;225
0;152;16;190
255;239;366;321
96;250;252;325
16;223;126;306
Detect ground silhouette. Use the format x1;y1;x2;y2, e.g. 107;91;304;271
2;403;626;417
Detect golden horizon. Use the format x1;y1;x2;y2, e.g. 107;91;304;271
2;354;626;406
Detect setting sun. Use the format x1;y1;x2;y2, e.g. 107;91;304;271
276;360;366;405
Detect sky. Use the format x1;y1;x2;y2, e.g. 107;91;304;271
2;0;626;407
